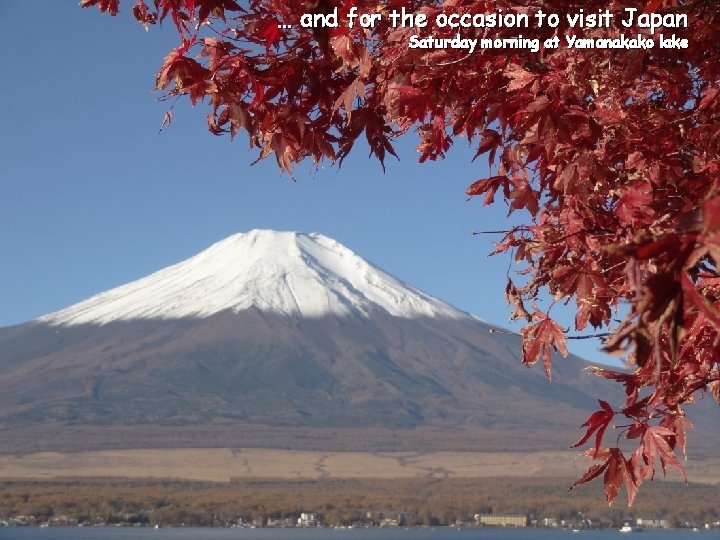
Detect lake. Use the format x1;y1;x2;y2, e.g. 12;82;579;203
0;528;717;540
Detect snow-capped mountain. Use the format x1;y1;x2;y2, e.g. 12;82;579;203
0;230;649;455
41;230;467;325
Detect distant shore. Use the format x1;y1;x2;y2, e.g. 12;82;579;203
1;476;718;530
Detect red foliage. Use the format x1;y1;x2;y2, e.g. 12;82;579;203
83;0;720;504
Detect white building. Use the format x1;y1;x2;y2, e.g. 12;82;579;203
475;514;527;527
298;512;318;527
636;518;669;529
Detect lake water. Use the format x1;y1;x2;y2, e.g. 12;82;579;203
0;528;717;540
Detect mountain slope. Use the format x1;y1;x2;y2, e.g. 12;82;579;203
0;311;609;428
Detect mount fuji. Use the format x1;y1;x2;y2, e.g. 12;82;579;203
0;230;628;454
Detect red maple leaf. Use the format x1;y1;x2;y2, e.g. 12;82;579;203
572;400;615;458
520;311;568;378
259;19;283;50
81;0;119;15
571;448;638;505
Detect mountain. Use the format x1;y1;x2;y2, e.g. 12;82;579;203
1;230;713;456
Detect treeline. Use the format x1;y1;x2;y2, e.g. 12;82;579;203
1;477;718;527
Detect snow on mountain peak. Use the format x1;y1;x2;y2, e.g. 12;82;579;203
40;230;470;325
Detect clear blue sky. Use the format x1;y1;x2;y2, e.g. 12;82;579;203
0;2;615;366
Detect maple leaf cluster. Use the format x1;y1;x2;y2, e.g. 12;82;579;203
83;0;720;504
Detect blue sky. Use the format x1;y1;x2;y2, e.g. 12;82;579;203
0;2;615;366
